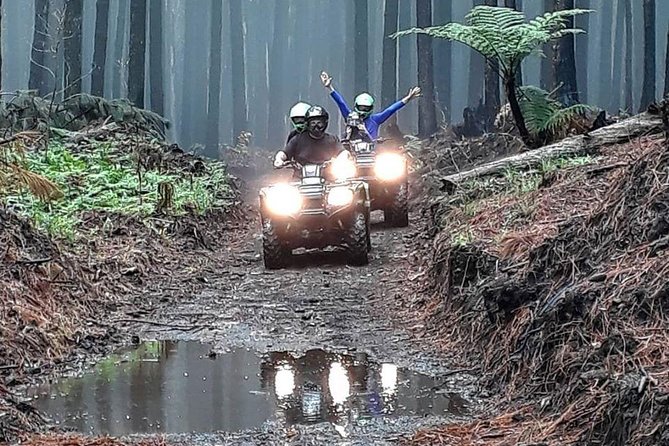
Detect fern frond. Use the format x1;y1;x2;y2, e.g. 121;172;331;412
543;104;596;134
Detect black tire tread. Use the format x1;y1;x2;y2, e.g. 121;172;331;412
262;220;288;269
347;211;369;266
386;182;409;227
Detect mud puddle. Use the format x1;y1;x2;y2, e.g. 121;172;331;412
26;341;468;436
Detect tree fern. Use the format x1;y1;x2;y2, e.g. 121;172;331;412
392;5;592;147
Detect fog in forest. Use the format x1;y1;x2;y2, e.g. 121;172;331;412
1;0;668;156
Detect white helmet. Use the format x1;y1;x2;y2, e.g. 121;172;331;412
289;102;311;131
354;93;375;117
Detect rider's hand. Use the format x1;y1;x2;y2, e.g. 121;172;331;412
273;151;287;168
320;71;333;90
403;86;422;103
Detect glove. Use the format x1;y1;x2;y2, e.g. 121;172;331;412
274;151;287;168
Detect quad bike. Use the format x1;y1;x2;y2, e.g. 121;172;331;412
342;112;409;227
258;158;371;269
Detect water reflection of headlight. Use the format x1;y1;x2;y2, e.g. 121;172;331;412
265;184;302;215
274;364;295;399
381;364;398;396
302;391;321;418
328;362;350;405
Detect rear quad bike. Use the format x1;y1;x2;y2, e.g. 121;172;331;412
342;133;409;228
258;160;371;269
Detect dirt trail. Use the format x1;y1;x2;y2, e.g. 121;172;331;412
100;168;478;444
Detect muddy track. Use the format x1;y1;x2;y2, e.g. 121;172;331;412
34;170;478;445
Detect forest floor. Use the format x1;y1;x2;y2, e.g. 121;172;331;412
4;103;669;446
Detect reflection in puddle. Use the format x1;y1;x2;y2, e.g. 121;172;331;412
27;341;467;435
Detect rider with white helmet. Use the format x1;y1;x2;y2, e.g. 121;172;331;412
320;71;421;141
286;101;312;144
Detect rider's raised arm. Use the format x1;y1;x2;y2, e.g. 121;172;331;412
330;89;352;118
372;100;406;126
372;86;422;125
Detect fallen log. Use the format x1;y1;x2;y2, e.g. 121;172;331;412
440;112;665;191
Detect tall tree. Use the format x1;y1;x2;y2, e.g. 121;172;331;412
229;0;248;141
609;0;624;112
30;0;50;95
0;0;2;90
639;0;656;111
416;0;437;136
207;0;222;152
113;0;129;98
540;0;554;90
574;0;588;102
268;0;289;143
484;0;500;129
468;0;485;106
664;20;669;97
553;0;578;105
354;0;369;93
91;0;110;97
597;0;613;108
433;0;452;120
63;0;83;98
381;0;399;108
504;0;523;86
128;0;147;108
149;0;164;115
624;0;633;109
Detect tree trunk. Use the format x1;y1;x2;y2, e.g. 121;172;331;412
609;0;624;112
416;0;437;137
639;0;656;111
64;0;83;98
574;0;588;103
354;0;369;93
149;0;164;115
381;0;399;109
433;0;452;121
664;20;669;97
484;0;500;129
504;0;522;86
91;0;110;97
113;0;129;98
553;0;578;105
30;0;50;95
206;0;222;153
128;0;147;108
441;112;664;188
597;0;613;107
0;0;2;90
229;0;248;141
625;0;634;109
268;0;289;144
468;0;485;106
505;76;531;147
540;0;554;90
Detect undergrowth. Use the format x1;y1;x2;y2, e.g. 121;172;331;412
4;138;233;240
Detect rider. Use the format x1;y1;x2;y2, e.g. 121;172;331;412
320;71;422;141
286;101;311;144
274;105;350;168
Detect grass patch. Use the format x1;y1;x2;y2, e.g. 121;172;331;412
4;138;235;240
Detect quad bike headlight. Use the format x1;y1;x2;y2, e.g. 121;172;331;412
331;157;357;181
265;184;302;215
374;153;406;181
327;186;354;207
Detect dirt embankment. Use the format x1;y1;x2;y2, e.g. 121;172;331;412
403;106;669;445
0;120;245;443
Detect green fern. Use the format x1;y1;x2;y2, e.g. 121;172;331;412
392;6;590;78
518;86;597;136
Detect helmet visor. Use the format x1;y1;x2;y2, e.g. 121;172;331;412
307;117;327;137
291;116;306;129
355;104;373;114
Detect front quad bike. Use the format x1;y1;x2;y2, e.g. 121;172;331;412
259;160;371;269
343;135;409;228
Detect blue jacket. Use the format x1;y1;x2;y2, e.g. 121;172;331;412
330;89;406;140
